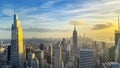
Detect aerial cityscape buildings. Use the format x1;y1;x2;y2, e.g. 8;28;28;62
0;1;120;68
0;12;119;68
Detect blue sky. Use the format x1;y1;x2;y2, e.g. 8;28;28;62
0;0;120;41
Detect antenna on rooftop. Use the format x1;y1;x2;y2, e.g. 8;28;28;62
118;12;119;31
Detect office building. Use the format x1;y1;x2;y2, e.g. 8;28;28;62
10;13;25;68
79;48;94;68
115;13;120;46
73;25;77;48
31;53;39;68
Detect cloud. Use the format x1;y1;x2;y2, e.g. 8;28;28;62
0;0;120;40
69;20;85;26
0;28;10;31
59;0;120;22
0;27;69;32
2;8;13;16
91;22;115;30
40;0;63;8
23;27;69;32
62;0;120;14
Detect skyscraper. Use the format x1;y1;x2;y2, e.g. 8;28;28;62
10;13;25;68
115;37;120;62
31;53;39;68
115;13;120;63
7;45;11;63
54;43;62;68
48;43;53;68
115;13;120;46
79;48;94;68
73;25;77;48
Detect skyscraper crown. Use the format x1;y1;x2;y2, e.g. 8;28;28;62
13;13;21;28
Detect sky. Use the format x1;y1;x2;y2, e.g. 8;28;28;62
0;0;120;41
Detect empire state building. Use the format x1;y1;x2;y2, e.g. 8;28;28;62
72;25;77;48
10;13;24;68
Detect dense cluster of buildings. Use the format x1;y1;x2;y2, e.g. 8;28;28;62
0;13;120;68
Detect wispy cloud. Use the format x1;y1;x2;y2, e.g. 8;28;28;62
2;8;13;16
40;0;63;8
62;0;120;14
0;0;120;40
0;28;10;31
59;0;120;23
69;20;85;26
0;27;69;32
23;27;70;32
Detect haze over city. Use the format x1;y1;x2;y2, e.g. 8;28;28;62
0;0;120;41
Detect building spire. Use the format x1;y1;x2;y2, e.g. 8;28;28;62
14;9;18;20
14;9;15;14
118;12;120;31
83;32;85;39
74;24;76;30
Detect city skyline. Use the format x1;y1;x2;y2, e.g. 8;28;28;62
0;0;120;41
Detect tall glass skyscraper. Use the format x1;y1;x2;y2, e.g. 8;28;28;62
10;13;24;68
